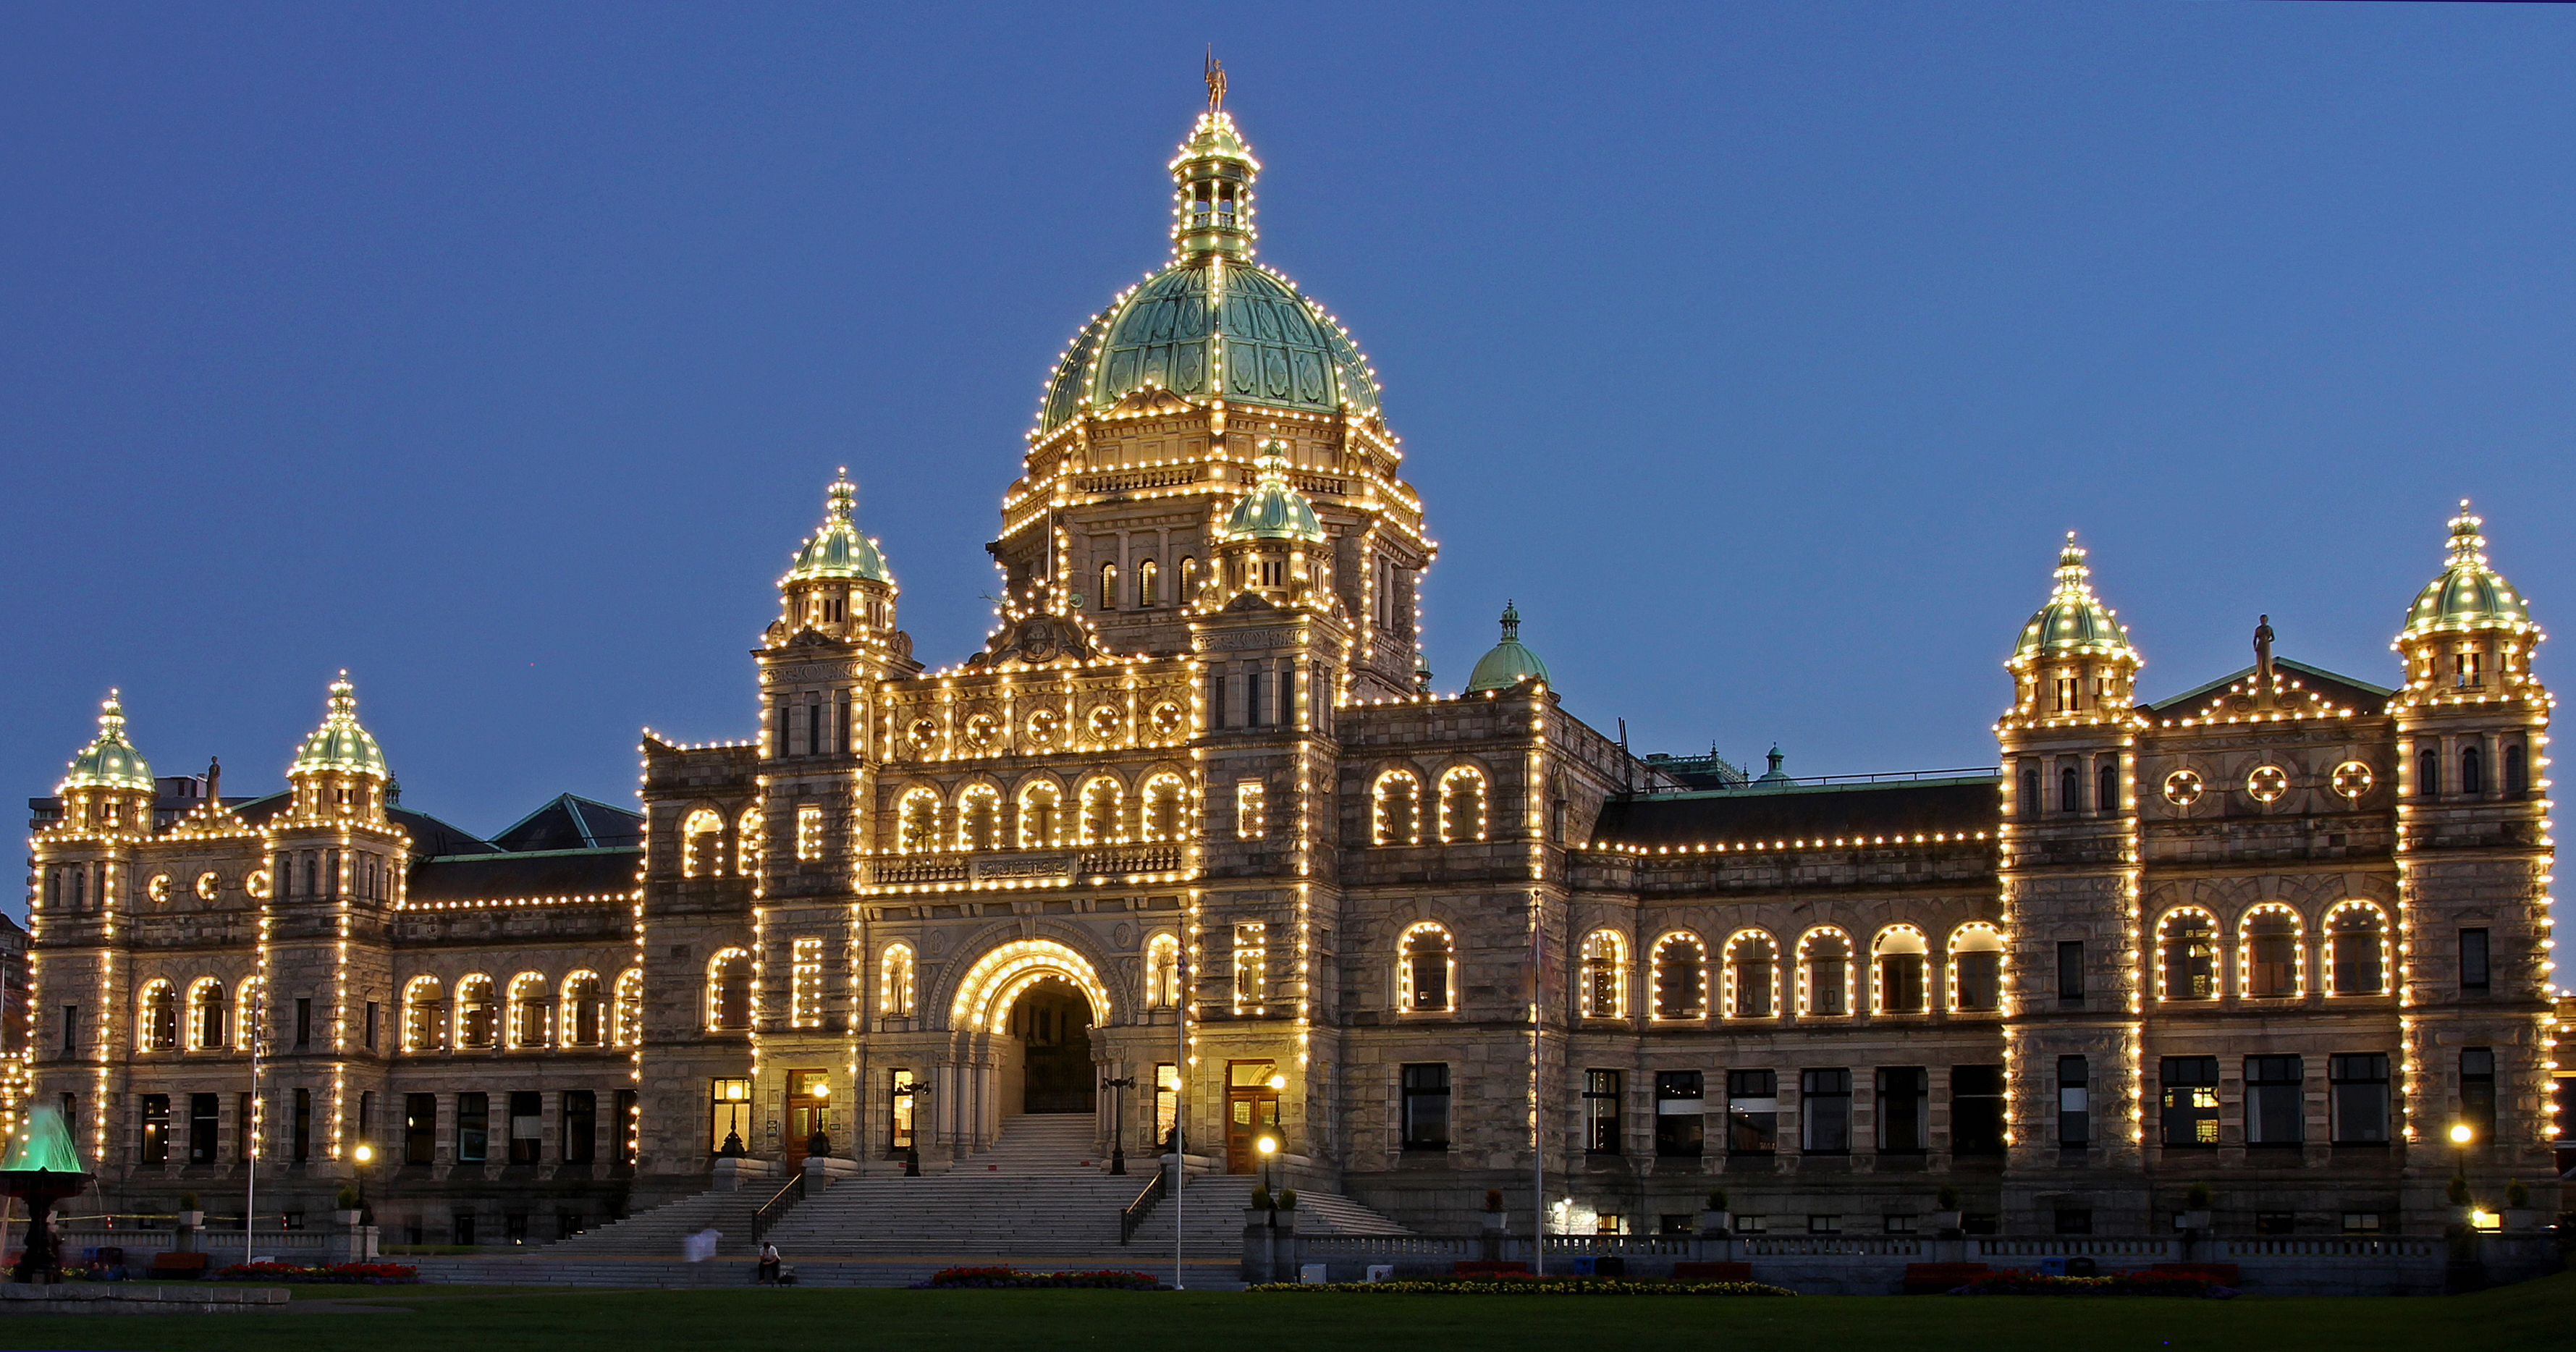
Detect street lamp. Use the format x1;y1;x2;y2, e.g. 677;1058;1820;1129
1102;1076;1136;1175
1256;1133;1279;1199
351;1142;374;1224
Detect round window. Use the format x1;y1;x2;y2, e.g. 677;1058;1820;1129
2331;761;2373;799
963;713;998;748
2162;770;2204;806
246;869;273;900
146;873;171;904
2247;764;2290;803
194;871;221;902
1089;705;1124;740
1148;701;1186;738
908;718;941;751
1023;709;1059;748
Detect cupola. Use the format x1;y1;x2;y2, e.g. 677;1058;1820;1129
1211;446;1332;609
56;689;156;835
2394;500;2544;699
2006;533;2140;721
1466;601;1552;693
287;673;391;822
773;469;899;646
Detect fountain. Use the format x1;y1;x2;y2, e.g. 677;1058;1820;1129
1;1107;91;1283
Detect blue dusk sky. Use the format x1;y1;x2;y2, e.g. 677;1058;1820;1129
3;4;2572;877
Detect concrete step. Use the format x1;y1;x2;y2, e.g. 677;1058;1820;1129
538;1187;766;1258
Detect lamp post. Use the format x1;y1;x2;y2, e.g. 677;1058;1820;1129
351;1143;373;1225
1102;1076;1136;1175
1256;1133;1279;1199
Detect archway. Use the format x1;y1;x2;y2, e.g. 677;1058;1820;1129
1007;978;1097;1114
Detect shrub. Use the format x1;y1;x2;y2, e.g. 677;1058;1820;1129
1277;1188;1298;1211
1705;1189;1728;1212
1249;1183;1275;1211
1951;1272;2235;1299
914;1267;1162;1290
177;1192;200;1212
211;1261;419;1284
2504;1179;2530;1208
1483;1188;1504;1212
336;1184;362;1211
1935;1185;1960;1211
2184;1183;2213;1210
1251;1275;1796;1296
2447;1174;2473;1207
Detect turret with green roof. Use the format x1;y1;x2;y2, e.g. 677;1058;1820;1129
1466;601;1551;693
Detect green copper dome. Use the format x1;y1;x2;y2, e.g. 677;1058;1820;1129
1034;111;1381;435
1466;601;1552;693
290;675;389;779
2011;533;2134;665
59;690;153;794
2400;501;2539;641
782;470;893;586
1219;453;1326;542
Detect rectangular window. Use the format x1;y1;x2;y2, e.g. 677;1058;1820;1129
2056;942;2085;1004
790;936;824;1028
357;1091;374;1150
2461;1047;2496;1140
2328;1054;2390;1144
1875;1067;1927;1153
292;1087;313;1162
61;1005;77;1055
1801;1068;1851;1154
2161;1057;2221;1147
1232;923;1266;1010
1726;1069;1778;1154
365;1001;379;1051
2342;1212;2384;1235
189;1093;219;1165
1954;948;1999;1010
405;1093;437;1165
456;1091;489;1163
2058;1055;2091;1146
562;1091;597;1165
1583;1070;1621;1154
1206;671;1228;730
1154;1064;1178;1148
1808;1214;1843;1235
796;806;824;862
510;1090;544;1165
2245;1055;2304;1145
2055;1208;2093;1235
615;1089;638;1165
2459;929;2490;994
1246;670;1270;727
1951;1065;2005;1155
60;1093;76;1149
1655;1070;1705;1158
889;1069;916;1152
1884;1214;1918;1235
1401;1063;1450;1150
1236;782;1265;840
140;1094;170;1166
295;997;312;1049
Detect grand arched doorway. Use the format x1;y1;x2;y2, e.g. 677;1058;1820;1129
1007;978;1096;1114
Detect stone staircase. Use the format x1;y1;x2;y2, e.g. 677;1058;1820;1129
536;1183;769;1258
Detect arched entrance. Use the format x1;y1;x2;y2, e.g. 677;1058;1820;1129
1007;978;1096;1114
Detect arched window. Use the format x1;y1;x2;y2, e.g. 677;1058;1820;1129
401;976;444;1052
1140;774;1187;842
559;971;605;1047
1873;927;1929;1013
509;973;551;1049
1398;923;1456;1012
709;949;752;1030
2326;903;2388;996
957;785;1001;851
1018;782;1062;848
2096;759;2119;813
2020;767;2041;817
233;976;264;1051
1579;930;1626;1018
2417;746;2440;798
188;978;227;1051
1372;770;1422;845
2159;911;2218;1000
1437;767;1489;843
898;787;942;853
1138;559;1160;607
612;968;645;1047
1797;929;1851;1017
2506;743;2529;798
455;974;497;1048
1180;557;1199;601
1078;777;1123;845
1146;933;1181;1007
1948;924;2005;1012
1652;932;1708;1019
879;942;916;1017
140;979;177;1052
2461;745;2485;795
2242;906;2302;998
681;807;724;879
1099;563;1118;610
1723;931;1776;1018
2060;766;2081;814
735;808;764;876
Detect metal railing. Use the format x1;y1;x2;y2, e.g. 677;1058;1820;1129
1116;1169;1167;1246
1631;766;2002;797
750;1173;806;1246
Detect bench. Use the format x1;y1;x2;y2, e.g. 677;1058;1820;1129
1901;1262;1992;1294
1671;1262;1754;1282
145;1251;210;1280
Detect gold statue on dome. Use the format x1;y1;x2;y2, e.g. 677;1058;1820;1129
1205;48;1226;111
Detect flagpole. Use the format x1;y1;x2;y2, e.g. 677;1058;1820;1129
1531;895;1543;1277
1173;941;1187;1291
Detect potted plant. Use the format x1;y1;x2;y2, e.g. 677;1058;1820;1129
332;1184;363;1227
177;1192;204;1229
2502;1179;2536;1231
1932;1184;1962;1235
2180;1182;2213;1232
1482;1187;1508;1232
1699;1188;1731;1236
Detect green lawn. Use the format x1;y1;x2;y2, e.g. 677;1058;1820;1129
0;1272;2566;1351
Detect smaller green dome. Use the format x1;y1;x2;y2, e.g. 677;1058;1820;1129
2400;501;2540;642
291;674;389;779
2012;533;2134;665
1466;601;1552;692
1219;453;1326;542
782;470;893;586
59;690;153;794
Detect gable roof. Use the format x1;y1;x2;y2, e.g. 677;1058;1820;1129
491;793;644;852
407;847;641;904
1592;777;2002;849
2145;656;2394;717
225;791;502;859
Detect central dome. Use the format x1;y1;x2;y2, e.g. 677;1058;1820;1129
1034;111;1381;435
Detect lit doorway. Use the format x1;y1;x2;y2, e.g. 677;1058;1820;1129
1010;978;1097;1114
784;1069;832;1166
1226;1060;1280;1173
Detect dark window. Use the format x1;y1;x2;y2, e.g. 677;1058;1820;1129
140;1094;170;1165
1954;948;2000;1011
61;1005;78;1055
2060;766;2081;814
2328;1054;2390;1144
457;1091;489;1163
1583;1070;1621;1154
2058;1055;2090;1146
2054;1208;2093;1235
452;1212;476;1247
2097;759;2119;813
1247;670;1270;727
1726;1069;1777;1154
2459;929;2490;994
1801;1068;1851;1154
807;694;823;756
2057;942;2086;1004
2506;744;2529;797
1876;1068;1927;1153
836;691;852;753
2461;1048;2496;1141
2417;746;2440;798
1401;1064;1450;1150
1951;1065;2005;1155
2461;745;2484;795
1877;951;1925;1013
405;1094;437;1165
2161;1057;2221;1147
2330;909;2386;995
365;1001;379;1051
562;1091;596;1165
2245;1055;2303;1145
509;1090;543;1165
2255;1212;2295;1236
189;1093;219;1165
295;998;312;1049
1206;672;1228;730
1655;1070;1705;1157
357;1091;374;1152
2021;769;2041;817
292;1087;313;1162
2247;912;2297;997
615;1089;638;1165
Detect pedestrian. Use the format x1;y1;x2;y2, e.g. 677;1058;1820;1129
683;1227;721;1264
756;1241;782;1285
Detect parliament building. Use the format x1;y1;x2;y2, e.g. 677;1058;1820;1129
20;98;2564;1249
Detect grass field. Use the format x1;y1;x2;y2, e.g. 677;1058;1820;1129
0;1271;2565;1352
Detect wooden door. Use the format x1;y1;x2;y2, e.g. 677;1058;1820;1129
784;1068;832;1165
1225;1059;1280;1174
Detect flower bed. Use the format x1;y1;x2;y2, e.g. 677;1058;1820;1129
913;1266;1163;1290
211;1260;421;1284
1949;1271;2237;1298
1251;1276;1795;1296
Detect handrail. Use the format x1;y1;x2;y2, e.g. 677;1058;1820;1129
751;1173;806;1246
1117;1167;1167;1246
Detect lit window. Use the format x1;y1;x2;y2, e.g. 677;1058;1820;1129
558;971;604;1047
612;969;644;1047
1141;774;1186;842
1372;771;1422;845
879;943;916;1017
1398;924;1454;1012
1231;923;1266;1012
1653;933;1707;1019
1079;778;1122;845
1437;767;1488;843
897;789;941;853
736;808;764;875
2159;911;2218;1000
1145;933;1181;1007
1948;924;2004;1012
1579;931;1626;1018
1872;928;1928;1014
796;805;825;861
1018;782;1061;848
957;787;1000;850
507;973;550;1049
2326;903;2387;996
1798;929;1851;1016
1724;931;1777;1018
680;808;724;878
454;975;495;1049
707;950;752;1030
790;937;824;1028
2242;907;2302;998
1235;781;1266;840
